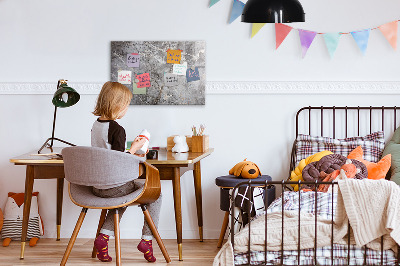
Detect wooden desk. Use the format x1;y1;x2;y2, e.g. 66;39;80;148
9;148;64;259
10;147;213;261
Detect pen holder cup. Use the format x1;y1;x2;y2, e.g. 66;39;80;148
191;135;209;153
146;150;158;160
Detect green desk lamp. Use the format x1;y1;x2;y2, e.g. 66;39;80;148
38;79;80;154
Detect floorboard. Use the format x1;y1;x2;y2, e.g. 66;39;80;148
0;239;222;265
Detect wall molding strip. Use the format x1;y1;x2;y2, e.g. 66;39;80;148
0;81;399;95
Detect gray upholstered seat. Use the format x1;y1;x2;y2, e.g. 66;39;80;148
60;146;170;265
69;181;144;208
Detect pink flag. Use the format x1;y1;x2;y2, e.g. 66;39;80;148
275;23;293;49
298;29;317;58
378;21;398;50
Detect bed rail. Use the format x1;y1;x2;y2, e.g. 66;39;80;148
289;106;400;182
230;180;400;266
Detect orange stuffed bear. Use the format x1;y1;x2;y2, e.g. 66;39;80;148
347;146;391;180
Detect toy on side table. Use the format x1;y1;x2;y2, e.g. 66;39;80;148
1;192;44;247
229;159;261;179
172;135;189;153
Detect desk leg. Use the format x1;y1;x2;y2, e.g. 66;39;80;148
56;178;64;241
172;167;183;261
193;161;203;242
20;165;35;259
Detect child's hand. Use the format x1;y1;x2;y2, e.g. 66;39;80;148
128;137;147;155
134;149;149;157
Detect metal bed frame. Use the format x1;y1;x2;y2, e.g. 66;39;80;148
230;106;400;266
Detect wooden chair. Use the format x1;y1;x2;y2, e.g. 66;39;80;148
60;146;171;265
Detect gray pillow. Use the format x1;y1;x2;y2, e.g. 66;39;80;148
382;126;400;184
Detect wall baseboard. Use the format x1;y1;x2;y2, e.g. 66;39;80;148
1;81;399;95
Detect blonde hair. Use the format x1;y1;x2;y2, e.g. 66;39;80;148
93;81;133;120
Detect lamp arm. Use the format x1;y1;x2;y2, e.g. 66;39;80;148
50;105;57;148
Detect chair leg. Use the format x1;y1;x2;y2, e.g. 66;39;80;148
91;209;108;258
141;205;171;263
217;211;230;248
114;209;121;266
60;208;88;266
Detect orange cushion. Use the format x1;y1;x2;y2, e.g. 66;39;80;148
347;146;391;180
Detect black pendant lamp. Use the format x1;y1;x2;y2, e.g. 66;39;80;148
242;0;305;23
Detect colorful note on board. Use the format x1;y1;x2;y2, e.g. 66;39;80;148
173;62;188;75
127;53;140;67
132;82;147;95
136;73;151;88
167;49;182;64
164;73;179;86
118;70;132;84
186;67;200;82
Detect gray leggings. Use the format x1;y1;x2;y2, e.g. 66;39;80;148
92;180;162;240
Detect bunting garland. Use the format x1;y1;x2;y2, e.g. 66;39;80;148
251;23;266;38
208;1;399;58
298;30;317;58
351;29;370;55
378;21;398;50
229;0;245;24
275;23;292;49
323;33;341;58
209;0;220;8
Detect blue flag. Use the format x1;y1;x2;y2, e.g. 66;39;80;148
351;29;371;55
229;0;245;24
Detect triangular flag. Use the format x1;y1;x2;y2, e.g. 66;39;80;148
298;29;317;58
351;29;370;55
209;0;220;7
251;23;266;38
275;23;293;49
378;21;398;50
229;0;245;24
323;33;341;58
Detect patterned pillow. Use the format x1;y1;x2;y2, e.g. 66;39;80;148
294;131;385;166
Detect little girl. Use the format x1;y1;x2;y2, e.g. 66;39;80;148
91;81;162;263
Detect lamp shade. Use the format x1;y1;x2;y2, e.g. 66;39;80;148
52;84;80;108
241;0;305;23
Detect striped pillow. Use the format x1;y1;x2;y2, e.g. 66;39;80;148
294;131;385;166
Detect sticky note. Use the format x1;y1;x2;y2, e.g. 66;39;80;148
164;73;179;86
186;67;200;82
132;82;147;94
173;62;187;76
167;49;182;64
127;53;140;67
118;70;132;84
136;73;151;88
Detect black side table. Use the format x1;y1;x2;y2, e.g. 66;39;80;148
215;175;275;248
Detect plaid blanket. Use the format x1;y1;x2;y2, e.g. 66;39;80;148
234;191;397;265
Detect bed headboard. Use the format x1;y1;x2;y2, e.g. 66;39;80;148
290;106;400;179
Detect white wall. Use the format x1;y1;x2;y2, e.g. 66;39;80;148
1;0;400;240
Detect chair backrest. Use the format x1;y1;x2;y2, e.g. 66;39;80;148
62;146;145;187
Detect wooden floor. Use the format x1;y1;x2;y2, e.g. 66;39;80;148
0;239;221;265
